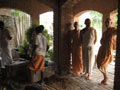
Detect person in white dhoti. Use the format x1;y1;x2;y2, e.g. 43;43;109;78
80;18;97;80
0;21;13;69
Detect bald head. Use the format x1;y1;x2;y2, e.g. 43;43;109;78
85;18;91;27
105;18;112;28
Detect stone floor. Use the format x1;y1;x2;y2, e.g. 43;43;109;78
44;62;114;90
0;62;115;90
21;62;115;90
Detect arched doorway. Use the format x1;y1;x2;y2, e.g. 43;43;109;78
74;10;103;63
40;11;54;65
0;8;31;48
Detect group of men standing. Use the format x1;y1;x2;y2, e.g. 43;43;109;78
70;18;116;85
0;17;117;85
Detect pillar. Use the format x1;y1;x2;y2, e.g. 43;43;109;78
53;6;62;75
60;6;74;74
31;14;39;24
53;5;74;75
114;0;120;89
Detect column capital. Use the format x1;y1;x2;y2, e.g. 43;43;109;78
31;15;39;24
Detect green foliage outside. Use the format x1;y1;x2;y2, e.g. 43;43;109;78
18;24;38;57
25;23;39;43
18;23;53;60
43;29;54;60
25;23;52;46
90;11;103;31
43;29;52;46
45;49;54;61
115;13;118;27
10;10;27;17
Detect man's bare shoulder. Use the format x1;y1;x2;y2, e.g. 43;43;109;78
90;27;96;31
111;27;117;34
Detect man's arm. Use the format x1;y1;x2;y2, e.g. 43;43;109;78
32;34;39;56
32;45;37;56
112;29;117;50
6;29;12;40
79;31;83;46
112;35;116;50
46;45;49;52
94;30;97;44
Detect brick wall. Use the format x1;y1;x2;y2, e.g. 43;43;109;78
0;0;118;75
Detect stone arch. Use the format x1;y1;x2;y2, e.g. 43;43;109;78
0;8;31;47
0;0;53;24
74;10;103;18
73;10;103;61
73;10;103;24
73;0;117;17
0;8;30;16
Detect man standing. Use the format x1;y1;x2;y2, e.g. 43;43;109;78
0;21;13;69
28;25;48;83
80;18;97;80
70;22;83;76
97;18;116;85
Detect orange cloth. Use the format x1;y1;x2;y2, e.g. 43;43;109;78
97;27;116;73
28;56;45;72
71;30;83;76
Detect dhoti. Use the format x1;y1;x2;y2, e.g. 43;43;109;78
28;56;45;72
82;46;95;75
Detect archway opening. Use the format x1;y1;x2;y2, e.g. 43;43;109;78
76;11;103;55
0;8;32;82
0;8;31;48
39;11;54;62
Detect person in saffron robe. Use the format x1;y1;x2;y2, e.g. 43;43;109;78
70;22;83;76
28;25;48;83
97;18;116;85
80;18;97;80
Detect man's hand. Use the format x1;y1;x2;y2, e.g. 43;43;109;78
94;30;97;44
46;45;49;52
9;36;12;40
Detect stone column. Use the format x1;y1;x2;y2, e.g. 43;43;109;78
31;14;39;24
114;0;120;89
60;6;74;74
53;5;74;75
53;6;62;75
